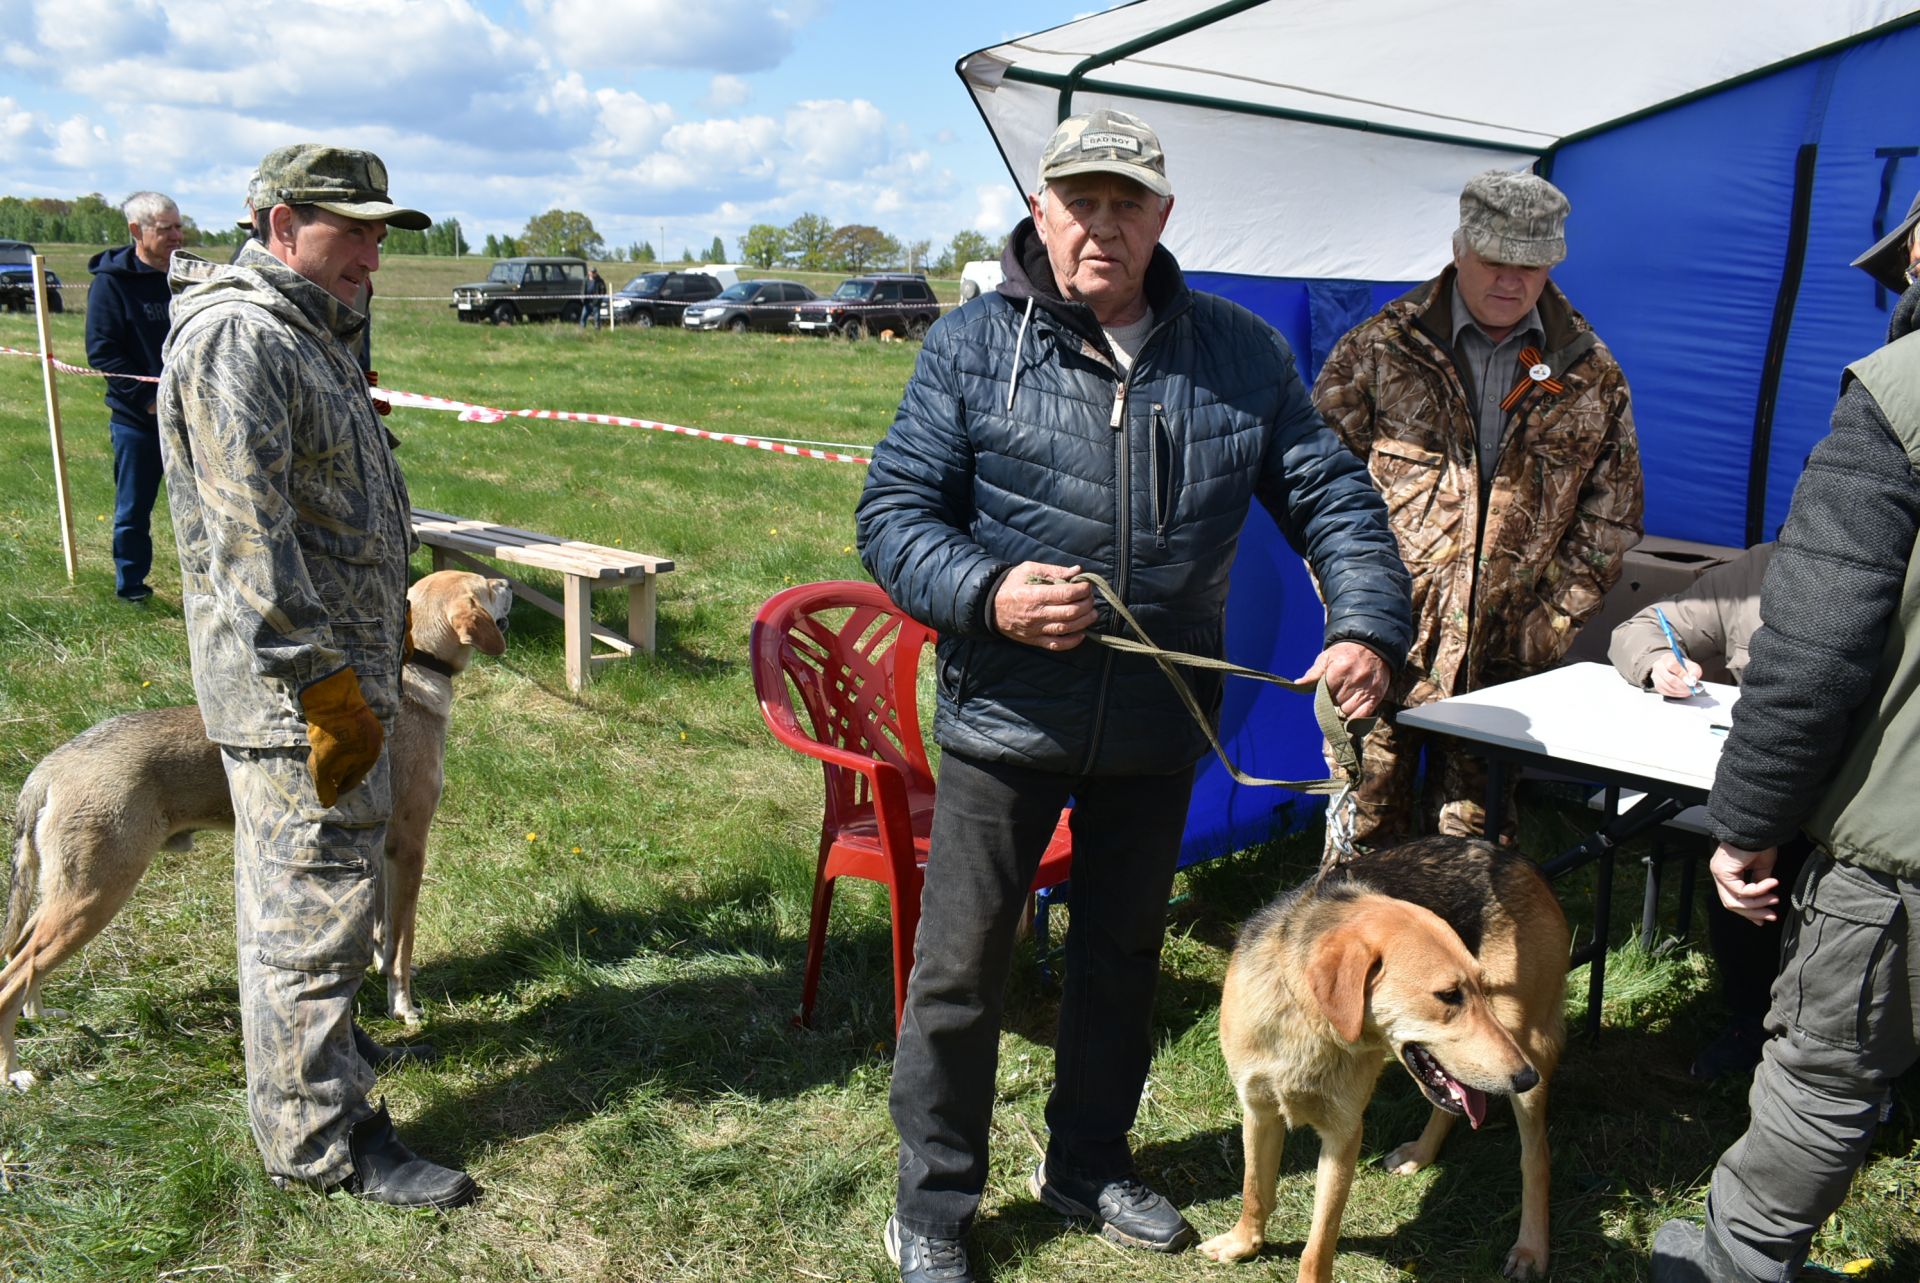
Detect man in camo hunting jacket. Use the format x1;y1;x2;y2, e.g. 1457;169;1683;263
157;143;474;1209
1313;169;1644;847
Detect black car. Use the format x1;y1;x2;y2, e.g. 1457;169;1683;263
790;273;939;340
681;279;818;333
610;271;723;328
0;239;64;314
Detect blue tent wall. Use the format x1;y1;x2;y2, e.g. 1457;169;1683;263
1166;23;1920;864
1171;272;1410;863
1549;21;1920;546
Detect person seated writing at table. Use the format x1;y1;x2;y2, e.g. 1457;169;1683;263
1607;541;1810;1079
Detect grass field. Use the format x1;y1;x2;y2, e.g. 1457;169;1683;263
1;246;1915;1282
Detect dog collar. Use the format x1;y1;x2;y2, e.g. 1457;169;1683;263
406;652;460;679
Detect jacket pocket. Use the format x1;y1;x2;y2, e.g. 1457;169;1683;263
1774;855;1902;1053
1369;437;1453;562
1150;404;1176;549
936;636;973;711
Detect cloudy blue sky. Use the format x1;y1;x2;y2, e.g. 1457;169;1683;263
0;0;1096;257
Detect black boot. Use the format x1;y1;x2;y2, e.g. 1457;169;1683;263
341;1101;477;1210
352;1021;440;1071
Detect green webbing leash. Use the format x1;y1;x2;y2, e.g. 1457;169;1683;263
1057;572;1374;856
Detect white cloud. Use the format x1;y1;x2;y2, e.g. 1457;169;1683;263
51;115;113;169
972;182;1024;233
703;75;751;112
531;0;819;72
33;0;168;61
782;99;887;179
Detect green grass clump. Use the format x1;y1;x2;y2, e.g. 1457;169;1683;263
2;248;1914;1281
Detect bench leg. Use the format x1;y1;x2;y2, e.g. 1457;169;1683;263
627;576;657;655
563;575;591;693
431;546;449;573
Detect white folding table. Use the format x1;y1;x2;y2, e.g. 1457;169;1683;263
1395;662;1739;1036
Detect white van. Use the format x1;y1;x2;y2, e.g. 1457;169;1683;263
958;259;1004;302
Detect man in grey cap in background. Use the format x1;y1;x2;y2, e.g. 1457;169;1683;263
857;106;1410;1283
1649;191;1920;1283
158;143;472;1209
1313;169;1643;848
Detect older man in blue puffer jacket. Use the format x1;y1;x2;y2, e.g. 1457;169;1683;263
856;108;1412;1283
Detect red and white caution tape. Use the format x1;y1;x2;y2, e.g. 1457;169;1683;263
0;344;870;464
374;385;870;463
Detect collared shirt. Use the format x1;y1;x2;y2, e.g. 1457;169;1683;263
1450;288;1544;493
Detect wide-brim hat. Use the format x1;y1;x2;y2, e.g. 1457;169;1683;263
1852;191;1920;293
255;143;431;232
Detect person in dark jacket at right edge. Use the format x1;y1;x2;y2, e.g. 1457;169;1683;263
855;108;1411;1283
1652;195;1920;1282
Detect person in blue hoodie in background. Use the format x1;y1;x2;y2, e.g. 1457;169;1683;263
87;191;183;603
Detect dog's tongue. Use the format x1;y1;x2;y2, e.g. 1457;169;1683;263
1448;1077;1488;1129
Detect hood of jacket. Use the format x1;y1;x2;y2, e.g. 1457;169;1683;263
996;215;1191;355
88;243;164;279
164;239;367;358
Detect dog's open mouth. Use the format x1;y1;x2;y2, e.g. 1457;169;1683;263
1401;1043;1488;1129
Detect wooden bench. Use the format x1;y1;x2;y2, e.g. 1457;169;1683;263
410;507;674;692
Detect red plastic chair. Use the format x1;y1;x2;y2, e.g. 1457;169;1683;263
750;580;1073;1033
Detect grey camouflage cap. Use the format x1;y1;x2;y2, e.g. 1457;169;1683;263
255;144;431;231
1037;107;1171;197
1458;170;1568;267
236;168;261;227
1851;189;1920;293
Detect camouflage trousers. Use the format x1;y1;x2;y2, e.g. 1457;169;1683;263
1326;705;1517;853
221;745;390;1187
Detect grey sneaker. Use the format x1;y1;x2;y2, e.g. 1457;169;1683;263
884;1214;973;1283
1029;1158;1195;1252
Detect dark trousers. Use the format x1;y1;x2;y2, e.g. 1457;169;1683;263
890;750;1195;1238
1708;835;1813;1023
109;420;162;597
1707;853;1919;1281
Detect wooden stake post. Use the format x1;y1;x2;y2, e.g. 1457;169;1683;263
31;254;78;582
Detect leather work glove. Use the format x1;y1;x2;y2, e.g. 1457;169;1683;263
300;667;384;807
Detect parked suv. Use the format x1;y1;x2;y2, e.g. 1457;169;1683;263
682;279;818;333
609;270;722;328
790;273;940;340
0;239;64;314
451;256;590;324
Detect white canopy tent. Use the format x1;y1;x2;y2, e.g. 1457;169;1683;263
955;0;1920;861
960;0;1920;280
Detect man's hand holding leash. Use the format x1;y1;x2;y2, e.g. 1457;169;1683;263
994;561;1097;650
1294;641;1390;719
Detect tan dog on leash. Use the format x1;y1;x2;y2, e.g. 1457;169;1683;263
1;570;511;1089
1200;835;1569;1281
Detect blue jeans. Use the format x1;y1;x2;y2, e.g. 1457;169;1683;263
110;419;162;597
890;750;1195;1238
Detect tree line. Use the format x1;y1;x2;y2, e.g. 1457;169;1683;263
3;193;1009;276
483;209;1006;274
0;194;215;246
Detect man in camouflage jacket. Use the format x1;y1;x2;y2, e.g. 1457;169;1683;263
1314;170;1644;845
158;144;473;1209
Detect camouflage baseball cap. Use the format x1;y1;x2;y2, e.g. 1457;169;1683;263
235;169;261;228
1851;189;1920;293
1037;107;1171;198
1458;170;1569;268
254;144;431;231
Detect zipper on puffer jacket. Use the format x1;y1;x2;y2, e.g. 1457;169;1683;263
1080;369;1129;775
1150;403;1173;549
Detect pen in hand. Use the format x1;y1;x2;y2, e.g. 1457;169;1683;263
1654;606;1706;697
